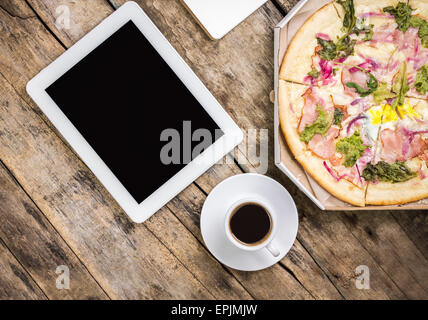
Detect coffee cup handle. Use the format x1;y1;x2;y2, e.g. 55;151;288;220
266;241;280;257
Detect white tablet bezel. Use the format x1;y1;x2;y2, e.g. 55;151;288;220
26;1;243;223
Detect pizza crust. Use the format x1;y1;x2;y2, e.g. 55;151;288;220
297;151;366;206
366;177;428;205
279;2;343;84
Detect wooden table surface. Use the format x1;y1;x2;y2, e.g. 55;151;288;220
0;0;427;300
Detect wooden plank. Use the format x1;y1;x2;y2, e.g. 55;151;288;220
273;0;300;13
26;0;113;47
0;0;64;104
0;0;248;299
342;212;428;297
144;205;252;299
297;209;409;299
281;241;344;299
391;212;428;261
0;240;46;299
0;161;108;299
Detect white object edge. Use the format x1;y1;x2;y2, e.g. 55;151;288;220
182;0;268;39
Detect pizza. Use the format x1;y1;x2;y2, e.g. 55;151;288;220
279;0;428;206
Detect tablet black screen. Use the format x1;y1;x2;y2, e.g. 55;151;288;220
46;21;223;203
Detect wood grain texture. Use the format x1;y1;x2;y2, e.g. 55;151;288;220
26;0;113;47
391;212;428;261
144;204;253;299
280;241;343;299
0;240;46;299
0;0;63;104
297;208;407;299
341;212;428;299
273;0;301;13
0;161;108;299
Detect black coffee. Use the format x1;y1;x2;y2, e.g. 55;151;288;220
229;203;271;245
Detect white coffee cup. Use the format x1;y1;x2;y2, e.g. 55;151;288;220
224;197;280;257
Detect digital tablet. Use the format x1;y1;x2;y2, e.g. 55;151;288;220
26;1;243;223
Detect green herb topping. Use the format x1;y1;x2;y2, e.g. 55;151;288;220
415;64;428;95
410;16;428;48
372;82;396;104
336;131;368;167
337;0;357;34
300;105;333;143
384;2;428;48
338;0;374;39
317;38;340;61
392;62;410;109
336;35;357;58
361;24;374;41
308;67;321;79
316;0;373;61
362;161;417;183
333;108;345;126
346;72;379;97
383;2;413;32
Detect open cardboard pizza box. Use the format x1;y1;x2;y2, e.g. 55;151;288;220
274;0;428;210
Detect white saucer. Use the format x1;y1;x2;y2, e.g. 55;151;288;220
200;173;298;271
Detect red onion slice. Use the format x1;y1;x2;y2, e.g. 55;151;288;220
359;12;394;19
356;164;363;184
323;161;346;182
347;115;367;136
316;33;331;40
